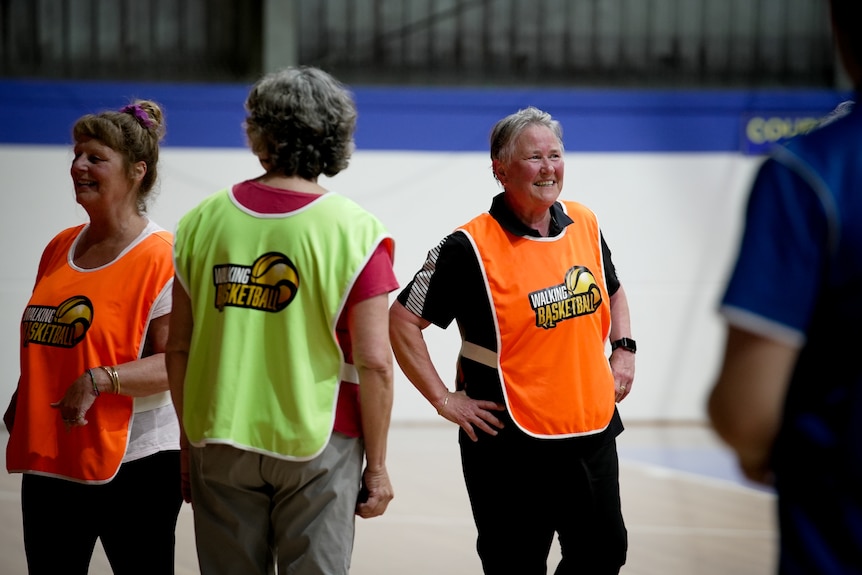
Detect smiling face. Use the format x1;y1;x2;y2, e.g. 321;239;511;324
70;137;143;212
493;124;565;218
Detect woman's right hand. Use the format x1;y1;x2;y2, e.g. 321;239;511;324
436;390;505;442
50;371;98;429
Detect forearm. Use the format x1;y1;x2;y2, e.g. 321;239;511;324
609;285;632;341
708;327;797;483
165;278;193;438
165;330;193;503
88;353;169;397
350;293;396;470
358;365;393;471
165;349;188;436
389;302;449;411
389;301;506;440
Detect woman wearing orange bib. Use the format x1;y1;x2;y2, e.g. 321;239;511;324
4;101;183;575
391;107;635;574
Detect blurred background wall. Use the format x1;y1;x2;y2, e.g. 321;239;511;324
0;0;850;423
0;0;845;88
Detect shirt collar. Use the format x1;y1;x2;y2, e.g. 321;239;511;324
488;192;573;237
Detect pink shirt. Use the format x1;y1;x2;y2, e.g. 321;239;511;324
233;181;398;437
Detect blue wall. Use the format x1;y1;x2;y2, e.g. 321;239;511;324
0;79;850;154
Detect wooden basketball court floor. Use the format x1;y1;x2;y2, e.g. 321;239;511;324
0;422;776;574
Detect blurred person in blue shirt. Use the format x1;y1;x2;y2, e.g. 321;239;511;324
709;1;862;573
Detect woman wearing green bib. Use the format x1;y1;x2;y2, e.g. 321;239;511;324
167;66;397;575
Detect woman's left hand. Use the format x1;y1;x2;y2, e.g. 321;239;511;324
355;466;394;519
610;350;635;403
50;370;98;430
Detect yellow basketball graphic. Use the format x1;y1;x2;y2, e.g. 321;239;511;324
564;266;590;294
564;266;603;306
54;296;94;341
250;252;300;307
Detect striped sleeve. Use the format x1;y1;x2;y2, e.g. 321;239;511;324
403;238;447;317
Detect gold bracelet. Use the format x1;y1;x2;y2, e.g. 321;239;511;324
100;366;120;394
110;366;120;395
99;366;114;393
437;391;450;415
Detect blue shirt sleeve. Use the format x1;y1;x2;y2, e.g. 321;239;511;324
720;153;829;345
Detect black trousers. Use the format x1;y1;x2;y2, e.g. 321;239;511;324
460;430;627;575
21;450;183;575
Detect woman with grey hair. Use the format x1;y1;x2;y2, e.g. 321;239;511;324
391;106;634;574
167;66;397;574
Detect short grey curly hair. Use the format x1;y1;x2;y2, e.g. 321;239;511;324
244;66;357;180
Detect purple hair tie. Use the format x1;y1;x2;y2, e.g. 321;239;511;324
119;104;153;129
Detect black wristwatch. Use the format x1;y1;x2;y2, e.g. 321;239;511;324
611;338;637;354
